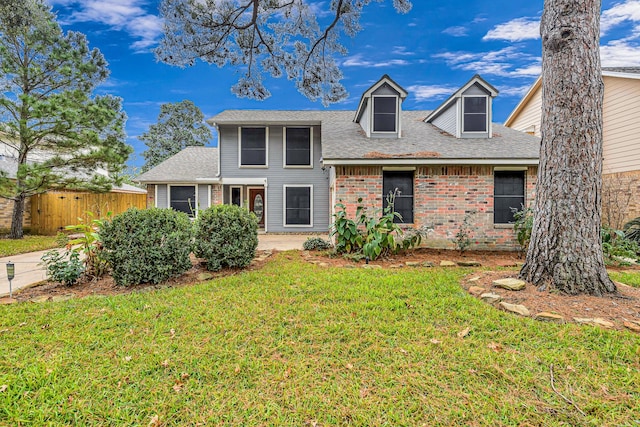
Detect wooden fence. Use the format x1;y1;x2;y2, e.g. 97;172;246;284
30;190;147;235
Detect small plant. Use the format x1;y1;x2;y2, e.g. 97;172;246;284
41;249;84;286
303;237;333;251
330;201;363;254
65;211;111;279
453;211;475;254
193;204;259;271
511;206;534;255
399;225;432;251
602;225;640;265
54;232;69;247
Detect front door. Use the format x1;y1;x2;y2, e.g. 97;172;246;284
249;188;265;228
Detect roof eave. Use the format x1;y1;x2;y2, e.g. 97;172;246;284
322;158;539;166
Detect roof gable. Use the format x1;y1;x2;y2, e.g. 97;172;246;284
354;74;408;123
424;74;498;123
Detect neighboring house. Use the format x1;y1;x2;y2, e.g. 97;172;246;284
139;75;541;249
135;146;222;216
504;67;640;227
0;145;146;233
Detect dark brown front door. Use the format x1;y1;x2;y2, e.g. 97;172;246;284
249;188;265;227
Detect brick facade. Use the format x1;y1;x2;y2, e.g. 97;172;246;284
333;165;537;250
602;170;640;229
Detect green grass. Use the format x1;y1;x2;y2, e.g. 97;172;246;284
1;253;639;426
0;235;62;257
609;270;640;288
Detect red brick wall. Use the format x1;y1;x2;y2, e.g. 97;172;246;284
333;165;537;251
211;184;223;206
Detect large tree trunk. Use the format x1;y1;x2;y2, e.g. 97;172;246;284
519;0;616;296
9;194;25;239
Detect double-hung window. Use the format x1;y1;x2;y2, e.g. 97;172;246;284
373;96;397;133
284;127;312;167
284;185;312;226
383;171;414;223
170;185;196;217
494;170;525;224
463;96;488;133
240;127;267;166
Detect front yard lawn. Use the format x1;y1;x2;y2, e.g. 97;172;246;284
0;253;638;426
0;235;61;257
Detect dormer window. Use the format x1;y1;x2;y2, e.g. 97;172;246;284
373;96;398;132
463;96;488;133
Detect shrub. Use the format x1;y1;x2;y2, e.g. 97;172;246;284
100;208;193;286
41;249;84;286
623;217;640;243
330;193;423;261
193;204;258;271
303;237;333;251
512;206;534;255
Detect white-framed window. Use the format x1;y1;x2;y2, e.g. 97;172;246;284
239;127;268;167
462;96;488;133
494;170;525;224
230;186;243;207
283;127;313;168
169;185;196;217
372;95;398;133
283;185;313;227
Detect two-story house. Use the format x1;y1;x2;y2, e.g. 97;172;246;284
505;67;640;228
137;74;541;250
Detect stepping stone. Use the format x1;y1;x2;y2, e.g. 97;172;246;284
362;264;382;270
468;286;486;295
440;260;456;267
499;302;530;317
343;264;356;269
0;297;18;305
467;276;481;282
197;273;214;281
623;321;640;333
457;260;481;267
318;262;330;268
30;296;51;303
405;261;421;267
493;278;526;291
389;264;404;269
534;312;565;323
574;318;615;329
480;292;502;304
422;262;435;268
51;294;75;303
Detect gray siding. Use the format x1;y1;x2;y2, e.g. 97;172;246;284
432;104;458;136
156;184;168;208
197;184;209;210
218;124;330;233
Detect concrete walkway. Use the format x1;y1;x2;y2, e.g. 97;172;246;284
0;233;327;297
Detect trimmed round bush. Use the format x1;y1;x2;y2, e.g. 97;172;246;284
100;208;193;286
193;204;258;271
303;236;333;251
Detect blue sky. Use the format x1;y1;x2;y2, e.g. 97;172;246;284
46;0;640;169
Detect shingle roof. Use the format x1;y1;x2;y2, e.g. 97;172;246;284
208;110;540;164
135;146;219;183
602;67;640;74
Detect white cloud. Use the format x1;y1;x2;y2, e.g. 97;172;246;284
433;46;541;78
392;46;414;56
601;40;640;66
442;26;468;37
406;84;456;102
342;54;409;68
496;84;535;97
483;17;540;42
48;0;163;52
601;0;640;35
